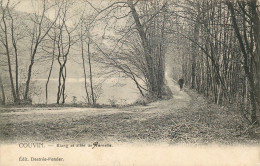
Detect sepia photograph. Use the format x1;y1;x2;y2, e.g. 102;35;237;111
0;0;260;165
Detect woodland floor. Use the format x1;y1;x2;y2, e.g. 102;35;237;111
0;74;260;145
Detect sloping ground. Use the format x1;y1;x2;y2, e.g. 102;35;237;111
0;71;259;144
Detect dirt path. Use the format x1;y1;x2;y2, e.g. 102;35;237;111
0;72;259;145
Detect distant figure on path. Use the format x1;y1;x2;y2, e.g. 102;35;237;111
178;78;184;91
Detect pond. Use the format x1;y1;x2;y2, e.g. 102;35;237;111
31;77;140;105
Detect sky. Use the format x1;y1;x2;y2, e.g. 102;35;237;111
2;0;104;23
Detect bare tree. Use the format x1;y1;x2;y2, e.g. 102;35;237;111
44;31;56;104
54;0;77;104
171;0;259;124
24;0;60;102
78;17;90;104
227;0;260;124
88;0;169;99
0;0;16;102
0;0;23;103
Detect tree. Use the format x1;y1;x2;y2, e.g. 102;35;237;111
89;0;169;99
127;0;168;98
77;16;91;104
53;0;78;104
0;0;25;103
227;0;260;124
24;0;60;102
0;0;17;103
87;43;96;105
170;0;259;124
44;29;56;104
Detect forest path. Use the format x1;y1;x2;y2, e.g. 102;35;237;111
0;72;259;144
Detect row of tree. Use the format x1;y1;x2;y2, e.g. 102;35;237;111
0;0;172;105
171;0;259;124
0;0;97;105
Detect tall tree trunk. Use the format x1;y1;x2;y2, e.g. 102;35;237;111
57;66;62;104
46;35;56;104
127;0;157;96
57;48;63;104
81;35;90;104
24;47;38;101
250;0;260;113
227;1;258;124
9;11;20;101
14;43;19;101
62;66;66;104
191;6;200;89
0;75;6;105
88;43;95;105
2;10;17;103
